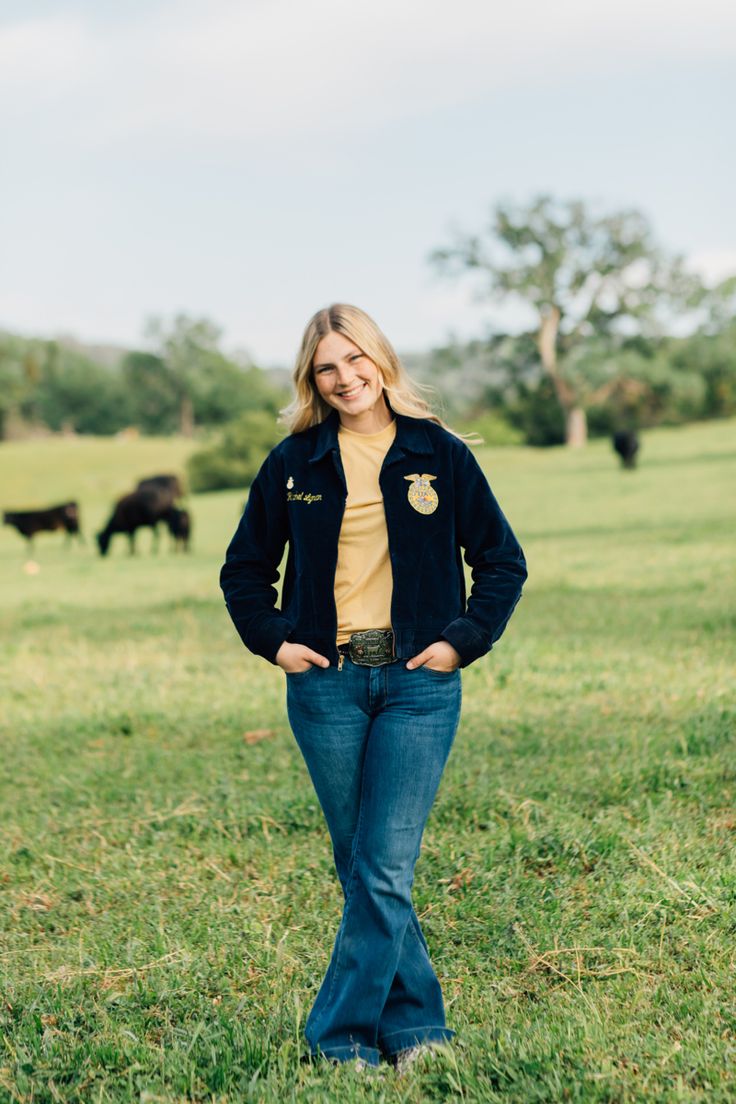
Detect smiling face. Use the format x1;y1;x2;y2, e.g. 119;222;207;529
312;330;392;432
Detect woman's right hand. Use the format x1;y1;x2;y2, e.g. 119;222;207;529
275;641;331;674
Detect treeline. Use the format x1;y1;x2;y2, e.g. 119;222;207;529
414;322;736;447
3;315;735;448
2;311;736;488
0;315;287;441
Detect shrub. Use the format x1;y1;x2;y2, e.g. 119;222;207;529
186;411;284;492
453;411;524;446
508;378;566;447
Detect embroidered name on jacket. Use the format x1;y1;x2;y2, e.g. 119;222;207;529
287;490;323;504
404;473;438;515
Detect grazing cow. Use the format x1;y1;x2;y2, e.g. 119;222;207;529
97;491;174;556
613;431;640;470
165;506;191;552
3;502;81;553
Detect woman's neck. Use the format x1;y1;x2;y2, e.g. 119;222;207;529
338;396;394;435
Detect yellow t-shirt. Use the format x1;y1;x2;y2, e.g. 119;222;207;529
335;418;397;645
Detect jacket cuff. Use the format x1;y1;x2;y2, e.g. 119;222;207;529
440;618;490;668
228;610;292;665
259;616;292;665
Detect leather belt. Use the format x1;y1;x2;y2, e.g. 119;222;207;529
337;629;395;666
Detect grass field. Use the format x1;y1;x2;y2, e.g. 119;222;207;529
1;421;734;1103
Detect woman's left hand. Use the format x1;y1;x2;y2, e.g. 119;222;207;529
406;640;462;673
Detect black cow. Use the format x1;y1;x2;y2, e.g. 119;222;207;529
3;502;81;553
134;475;184;542
97;491;174;556
613;431;640;470
165;507;191;552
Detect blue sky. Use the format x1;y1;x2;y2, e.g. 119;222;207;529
1;0;735;365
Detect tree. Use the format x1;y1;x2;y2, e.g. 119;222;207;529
431;196;702;446
31;343;134;433
144;314;224;436
700;274;736;335
0;334;29;438
121;351;179;434
191;356;285;426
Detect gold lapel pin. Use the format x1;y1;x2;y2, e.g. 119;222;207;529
404;473;438;515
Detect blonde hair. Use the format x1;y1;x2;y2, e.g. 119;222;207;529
279;303;478;442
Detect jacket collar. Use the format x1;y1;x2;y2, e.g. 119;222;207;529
308;405;434;465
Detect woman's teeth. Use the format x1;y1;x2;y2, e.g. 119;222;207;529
339;383;365;398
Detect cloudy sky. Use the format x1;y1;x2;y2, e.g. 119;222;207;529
1;0;735;364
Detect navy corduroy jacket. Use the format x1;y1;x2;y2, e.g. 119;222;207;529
220;409;527;668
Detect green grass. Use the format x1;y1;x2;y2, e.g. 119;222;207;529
1;420;734;1103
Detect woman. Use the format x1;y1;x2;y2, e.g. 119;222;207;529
220;304;527;1070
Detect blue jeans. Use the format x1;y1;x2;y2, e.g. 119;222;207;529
286;657;462;1066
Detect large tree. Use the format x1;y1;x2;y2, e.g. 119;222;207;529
144;314;224;437
432;196;701;446
126;320;285;435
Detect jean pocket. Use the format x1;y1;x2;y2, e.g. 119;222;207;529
417;665;459;678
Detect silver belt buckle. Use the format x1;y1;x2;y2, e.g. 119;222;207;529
348;629;394;666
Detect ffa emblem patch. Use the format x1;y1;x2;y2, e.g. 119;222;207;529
286;476;294;489
404;473;438;515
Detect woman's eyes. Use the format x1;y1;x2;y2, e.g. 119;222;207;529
316;354;362;374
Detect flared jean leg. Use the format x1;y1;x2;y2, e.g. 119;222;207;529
286;660;461;1063
330;841;448;1048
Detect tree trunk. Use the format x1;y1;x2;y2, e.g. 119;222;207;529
536;306;587;448
537;307;559;376
179;394;194;437
565;406;587;448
